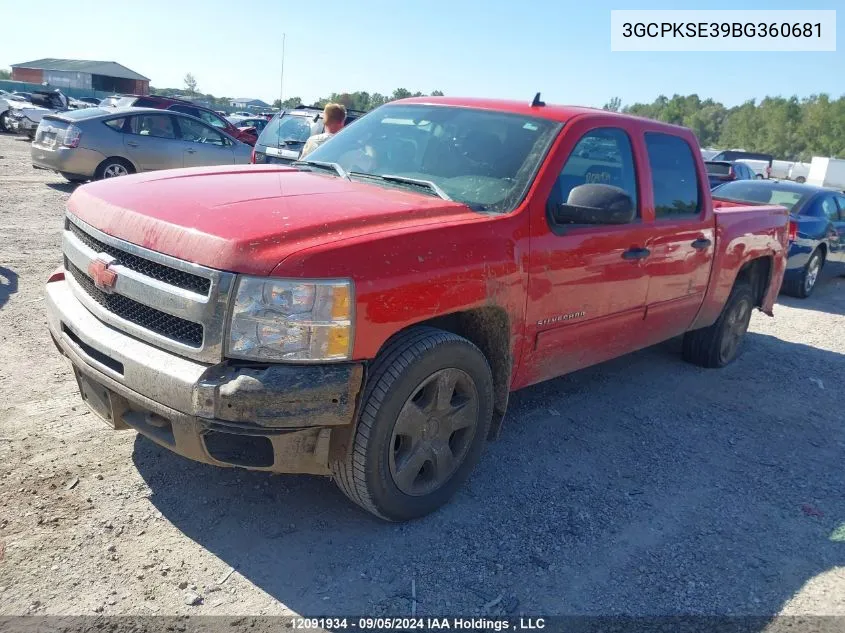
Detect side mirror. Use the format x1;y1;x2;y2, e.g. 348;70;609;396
553;183;635;225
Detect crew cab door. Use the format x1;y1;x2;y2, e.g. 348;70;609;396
521;117;653;386
173;117;236;167
640;132;715;344
123;113;181;172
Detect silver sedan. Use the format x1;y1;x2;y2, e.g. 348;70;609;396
31;106;252;182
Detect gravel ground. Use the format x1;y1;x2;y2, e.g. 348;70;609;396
0;131;844;619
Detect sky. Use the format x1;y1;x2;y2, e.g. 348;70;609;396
0;0;840;108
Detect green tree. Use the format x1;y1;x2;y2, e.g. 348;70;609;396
183;73;198;96
431;90;444;97
602;96;622;112
0;69;10;80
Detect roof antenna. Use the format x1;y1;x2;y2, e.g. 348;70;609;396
531;92;545;107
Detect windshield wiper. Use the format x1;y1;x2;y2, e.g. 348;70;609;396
349;172;452;201
292;160;349;180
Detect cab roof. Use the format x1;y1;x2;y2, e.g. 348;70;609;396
394;96;685;131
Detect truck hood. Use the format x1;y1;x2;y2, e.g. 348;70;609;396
67;165;478;275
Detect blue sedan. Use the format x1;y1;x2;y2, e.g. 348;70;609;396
712;180;845;297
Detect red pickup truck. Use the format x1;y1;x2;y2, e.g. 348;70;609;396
45;96;788;521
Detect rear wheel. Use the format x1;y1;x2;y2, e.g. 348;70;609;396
332;327;493;521
783;249;822;298
682;281;754;368
95;157;134;180
755;173;764;179
0;111;10;132
795;176;806;184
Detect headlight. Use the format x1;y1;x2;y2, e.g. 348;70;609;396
227;277;353;362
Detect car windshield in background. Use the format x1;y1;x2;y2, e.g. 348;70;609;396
713;181;809;212
705;161;732;176
304;104;560;213
257;113;314;147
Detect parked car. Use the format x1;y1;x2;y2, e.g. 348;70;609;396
77;97;103;106
704;160;755;189
807;157;845;190
44;96;788;520
31;106;251;183
233;117;269;146
251;105;365;164
770;159;794;180
712;179;845;297
6;90;70;139
710;150;773;178
0;92;25;132
788;162;811;183
106;95;256;145
735;159;770;179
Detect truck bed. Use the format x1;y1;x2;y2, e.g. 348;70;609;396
695;201;789;325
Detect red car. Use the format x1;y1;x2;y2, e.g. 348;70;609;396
45;96;788;521
110;94;256;146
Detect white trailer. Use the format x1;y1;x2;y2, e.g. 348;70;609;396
807;157;845;190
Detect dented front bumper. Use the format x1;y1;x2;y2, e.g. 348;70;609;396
46;277;364;474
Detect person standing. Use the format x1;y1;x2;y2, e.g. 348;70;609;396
300;103;346;158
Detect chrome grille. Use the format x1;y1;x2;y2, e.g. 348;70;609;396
66;220;211;295
62;213;236;363
66;261;203;347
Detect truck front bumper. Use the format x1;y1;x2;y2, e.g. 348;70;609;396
46;276;364;475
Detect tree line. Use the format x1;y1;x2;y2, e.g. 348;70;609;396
273;88;445;113
604;93;845;161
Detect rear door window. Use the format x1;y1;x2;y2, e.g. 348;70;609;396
645;133;700;219
129;114;176;139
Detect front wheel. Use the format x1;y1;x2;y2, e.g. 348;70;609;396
0;111;10;132
332;327;494;521
682;281;754;368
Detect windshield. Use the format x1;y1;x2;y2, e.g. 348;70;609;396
712;181;809;212
257;113;316;147
304;104;560;213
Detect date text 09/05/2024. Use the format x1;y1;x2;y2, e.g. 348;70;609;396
291;617;547;630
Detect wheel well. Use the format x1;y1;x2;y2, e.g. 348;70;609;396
735;256;773;307
96;156;136;175
816;243;827;261
381;308;512;441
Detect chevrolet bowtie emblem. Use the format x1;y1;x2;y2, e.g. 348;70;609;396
88;256;118;292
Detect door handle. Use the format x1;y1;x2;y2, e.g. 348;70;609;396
622;247;651;260
186;148;197;154
126;141;138;147
691;238;712;250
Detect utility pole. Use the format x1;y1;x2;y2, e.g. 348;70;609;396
279;33;286;106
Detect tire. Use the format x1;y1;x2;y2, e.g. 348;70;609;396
682;281;754;368
94;157;134;180
795;176;806;184
782;249;823;298
755;173;764;180
0;111;9;133
332;327;494;521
